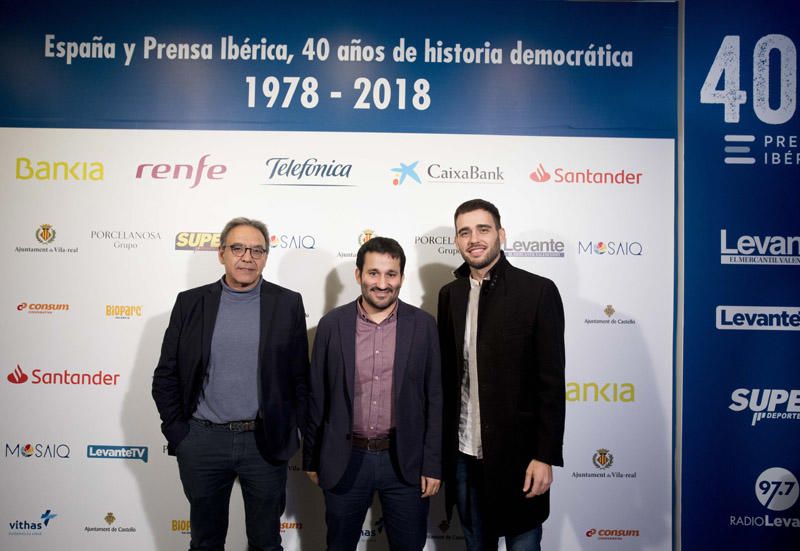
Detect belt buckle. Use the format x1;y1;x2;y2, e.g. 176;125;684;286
367;439;380;451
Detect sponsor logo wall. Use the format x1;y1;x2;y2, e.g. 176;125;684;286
0;1;676;550
684;0;800;549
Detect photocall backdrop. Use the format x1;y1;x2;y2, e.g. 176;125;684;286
683;0;800;549
1;1;677;549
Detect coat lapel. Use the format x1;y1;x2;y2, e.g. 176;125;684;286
339;302;358;408
258;280;277;368
450;279;469;368
201;282;222;369
393;301;413;398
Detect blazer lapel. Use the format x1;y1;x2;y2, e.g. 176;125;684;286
393;301;413;398
450;279;469;368
258;280;277;368
201;282;222;369
339;302;358;408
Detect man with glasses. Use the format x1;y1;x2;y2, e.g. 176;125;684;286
153;217;309;551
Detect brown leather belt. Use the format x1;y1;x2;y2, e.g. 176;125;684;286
351;435;392;451
194;418;257;432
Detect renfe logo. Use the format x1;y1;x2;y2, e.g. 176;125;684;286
716;306;800;331
720;229;800;265
136;154;226;188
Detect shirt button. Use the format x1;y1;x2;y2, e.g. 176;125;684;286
372;401;377;405
374;376;379;380
375;350;380;354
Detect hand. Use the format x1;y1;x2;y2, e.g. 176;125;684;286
420;476;441;498
305;471;319;485
522;459;552;498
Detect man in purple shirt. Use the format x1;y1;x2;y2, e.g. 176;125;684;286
304;237;442;550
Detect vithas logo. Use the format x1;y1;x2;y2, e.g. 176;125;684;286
7;365;28;384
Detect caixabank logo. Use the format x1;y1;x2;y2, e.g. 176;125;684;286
8;509;58;536
529;162;643;186
720;229;800;265
5;442;71;460
6;364;120;386
729;388;800;426
730;467;800;529
393;160;504;186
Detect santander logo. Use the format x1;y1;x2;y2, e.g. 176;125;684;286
529;163;551;182
7;365;28;384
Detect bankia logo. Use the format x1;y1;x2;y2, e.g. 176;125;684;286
5;364;120;386
390;161;421;186
720;229;800;265
135;154;226;188
16;156;104;182
529;161;642;186
716;306;800;331
729;388;800;426
504;237;565;258
8;509;58;536
730;467;800;528
264;157;354;187
567;382;635;403
87;445;148;463
5;442;71;459
175;232;221;251
17;302;69;315
577;240;643;256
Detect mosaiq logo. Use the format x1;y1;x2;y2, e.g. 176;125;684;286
729;388;800;426
5;442;71;459
135;154;227;188
578;240;643;256
529;161;643;186
270;233;317;249
264;157;354;186
720;229;800;265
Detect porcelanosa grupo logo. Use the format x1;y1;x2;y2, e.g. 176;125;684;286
720;229;800;265
730;467;800;528
529;161;642;186
135;154;226;188
390;161;421;186
263;157;354;187
5;364;120;386
729;388;800;426
90;230;162;251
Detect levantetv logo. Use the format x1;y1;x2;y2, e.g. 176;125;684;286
716;306;800;331
87;445;148;463
720;229;800;265
729;388;800;426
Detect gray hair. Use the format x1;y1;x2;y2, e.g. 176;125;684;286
220;217;269;248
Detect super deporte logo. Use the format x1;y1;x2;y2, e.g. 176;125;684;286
729;388;800;426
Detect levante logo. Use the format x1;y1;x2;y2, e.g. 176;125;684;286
87;445;149;463
720;229;800;265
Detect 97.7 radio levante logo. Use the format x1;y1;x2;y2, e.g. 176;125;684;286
700;34;798;166
730;467;800;528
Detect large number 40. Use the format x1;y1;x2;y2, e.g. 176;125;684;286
700;34;796;124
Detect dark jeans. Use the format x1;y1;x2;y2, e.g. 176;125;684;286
177;419;287;551
455;452;542;551
323;446;429;551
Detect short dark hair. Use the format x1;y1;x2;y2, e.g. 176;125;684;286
453;199;502;229
220;217;269;249
356;237;406;275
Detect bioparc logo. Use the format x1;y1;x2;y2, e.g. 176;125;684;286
567;382;635;403
17;302;69;315
6;364;120;386
15;224;78;254
585;528;640;541
716;306;800;331
263;157;354;187
135;154;226;189
729;388;800;426
578;240;643;256
106;305;143;320
584;304;637;326
730;467;800;528
8;509;58;536
529;162;642;186
5;442;71;459
175;232;221;252
720;229;800;265
504;237;565;258
571;448;637;480
171;519;191;535
87;445;149;463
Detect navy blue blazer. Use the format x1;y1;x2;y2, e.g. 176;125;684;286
303;299;442;489
152;279;309;462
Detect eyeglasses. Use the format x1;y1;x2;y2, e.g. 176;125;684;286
223;244;267;259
